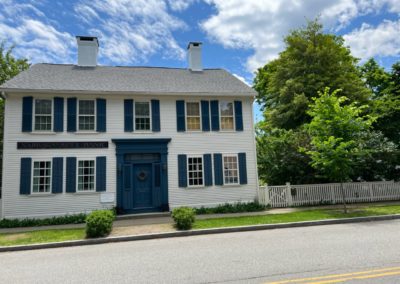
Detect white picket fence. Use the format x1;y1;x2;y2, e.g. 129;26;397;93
258;181;400;208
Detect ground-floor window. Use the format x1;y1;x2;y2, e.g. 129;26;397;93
223;154;239;185
77;160;95;191
32;161;52;193
187;156;204;187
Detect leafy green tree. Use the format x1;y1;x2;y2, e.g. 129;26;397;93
306;88;375;212
256;126;321;185
359;58;390;98
360;59;400;145
254;19;370;130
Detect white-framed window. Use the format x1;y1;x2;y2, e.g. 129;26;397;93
135;101;151;131
78;100;96;131
219;101;235;130
34;99;52;131
187;156;204;187
186;102;201;131
32;160;52;193
77;159;95;192
223;154;239;185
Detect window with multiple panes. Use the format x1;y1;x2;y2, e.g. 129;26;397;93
187;156;203;187
32;161;52;193
34;99;52;131
220;102;234;130
77;160;95;191
186;102;201;130
223;155;239;184
135;102;151;130
78;100;95;131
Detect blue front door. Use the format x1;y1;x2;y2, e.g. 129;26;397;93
133;164;153;209
122;163;154;212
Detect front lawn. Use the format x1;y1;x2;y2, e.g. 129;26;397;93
0;228;85;247
193;205;400;229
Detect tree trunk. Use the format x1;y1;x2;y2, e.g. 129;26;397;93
340;182;347;214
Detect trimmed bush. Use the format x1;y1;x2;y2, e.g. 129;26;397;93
195;202;267;215
0;213;87;229
171;207;196;230
85;210;115;238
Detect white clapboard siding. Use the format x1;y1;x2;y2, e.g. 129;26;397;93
1;93;258;219
259;181;400;208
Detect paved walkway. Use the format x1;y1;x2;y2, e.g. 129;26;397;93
1;201;399;235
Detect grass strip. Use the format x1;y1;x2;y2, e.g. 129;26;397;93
0;228;85;247
193;205;400;229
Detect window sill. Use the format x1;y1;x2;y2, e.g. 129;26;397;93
73;191;99;195
28;193;55;197
222;183;241;187
74;131;100;135
30;132;57;135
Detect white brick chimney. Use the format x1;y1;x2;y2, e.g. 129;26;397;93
187;42;202;71
76;36;99;67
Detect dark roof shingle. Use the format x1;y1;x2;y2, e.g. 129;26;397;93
1;64;255;96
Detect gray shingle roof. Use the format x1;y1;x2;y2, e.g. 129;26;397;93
1;64;255;96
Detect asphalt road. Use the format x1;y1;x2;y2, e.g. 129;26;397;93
1;220;400;284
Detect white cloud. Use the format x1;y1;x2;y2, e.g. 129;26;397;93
344;20;400;60
0;0;75;63
74;0;187;65
201;0;400;73
168;0;196;11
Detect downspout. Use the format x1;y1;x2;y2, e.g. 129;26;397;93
250;96;260;203
0;91;5;219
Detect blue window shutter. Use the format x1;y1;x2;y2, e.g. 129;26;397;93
52;157;63;194
201;101;210;132
213;153;223;185
54;97;64;132
238;153;248;185
234;101;243;131
210;100;220;131
203;154;213;186
176;100;185;132
20;158;32;195
96;156;106;192
124;99;134;132
66;157;76;193
151;99;160;132
96;98;106;132
67;98;77;132
178;154;187;187
22;96;33;132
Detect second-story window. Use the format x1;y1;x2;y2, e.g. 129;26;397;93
186;102;201;131
135;102;151;131
34;99;52;131
78;100;95;131
220;101;234;130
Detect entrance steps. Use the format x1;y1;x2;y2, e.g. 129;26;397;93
116;212;170;221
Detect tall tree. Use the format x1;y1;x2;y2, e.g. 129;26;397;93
360;59;400;145
306;88;375;212
254;19;371;130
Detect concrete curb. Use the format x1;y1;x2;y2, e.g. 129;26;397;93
1;214;400;253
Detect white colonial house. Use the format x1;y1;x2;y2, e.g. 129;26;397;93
0;37;258;219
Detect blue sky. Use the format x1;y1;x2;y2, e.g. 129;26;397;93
1;0;400;121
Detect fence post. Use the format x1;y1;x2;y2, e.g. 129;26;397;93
264;184;270;206
286;182;293;207
368;183;374;202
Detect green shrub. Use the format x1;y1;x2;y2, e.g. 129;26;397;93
195;202;267;215
85;210;115;238
171;207;196;230
0;213;87;228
